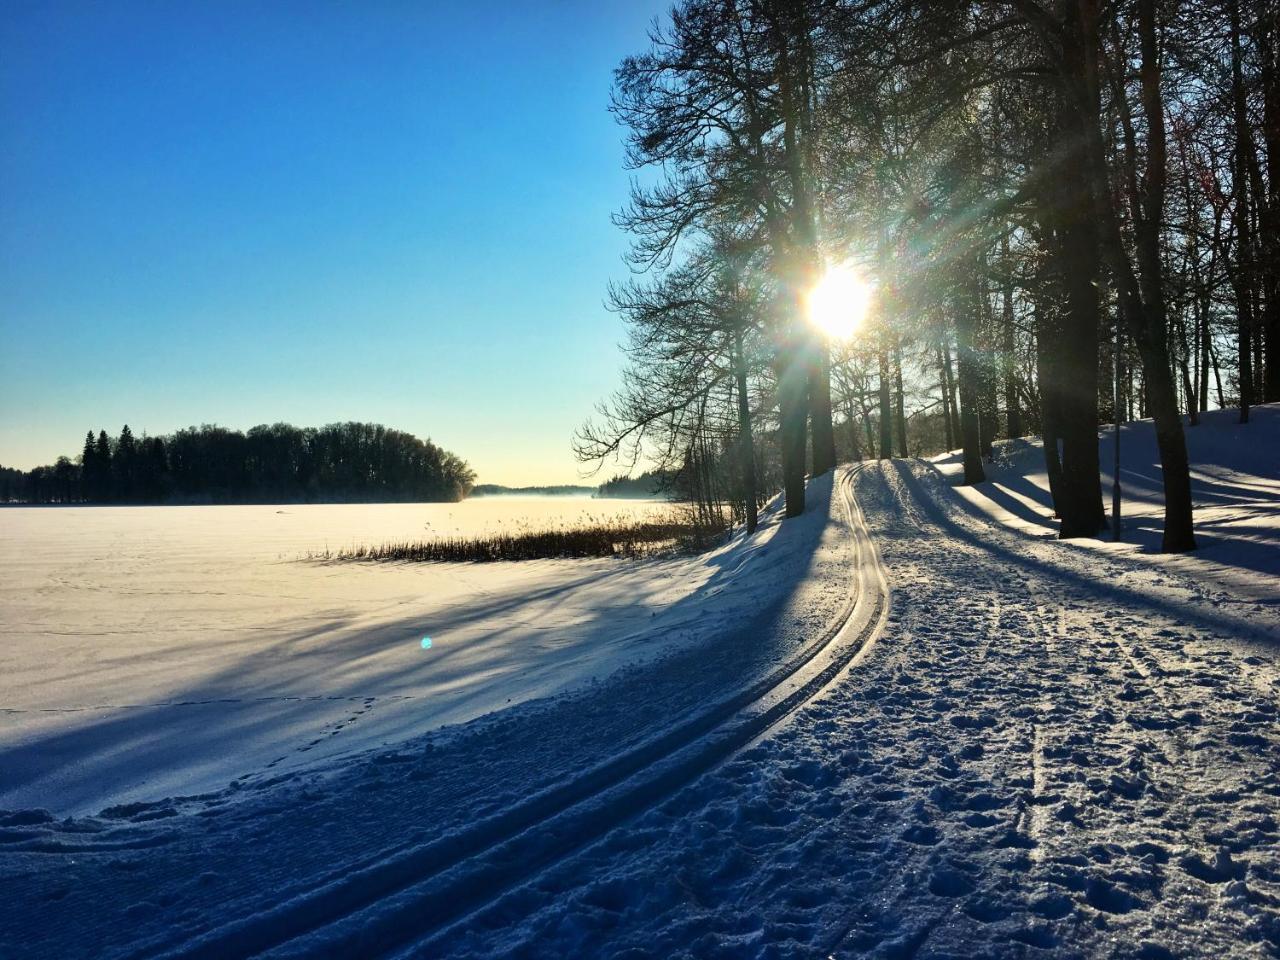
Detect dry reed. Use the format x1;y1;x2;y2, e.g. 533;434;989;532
304;510;728;563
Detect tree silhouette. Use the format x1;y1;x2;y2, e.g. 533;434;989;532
95;430;113;502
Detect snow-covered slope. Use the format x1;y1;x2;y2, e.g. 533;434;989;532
932;404;1280;616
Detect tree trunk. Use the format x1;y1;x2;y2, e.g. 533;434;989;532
1074;0;1194;550
955;351;986;484
1262;2;1280;401
775;10;832;484
1136;0;1194;551
1199;301;1210;412
893;340;908;457
942;333;962;445
938;344;956;451
1042;95;1107;539
844;395;864;462
1035;305;1065;516
1001;233;1023;440
878;343;893;459
1030;0;1187;547
1055;216;1106;539
975;265;998;458
1230;0;1256;423
1175;308;1198;425
953;273;987;485
734;327;758;534
777;327;809;517
808;337;837;476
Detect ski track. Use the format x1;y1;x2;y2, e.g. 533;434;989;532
416;461;1279;959
2;461;1278;959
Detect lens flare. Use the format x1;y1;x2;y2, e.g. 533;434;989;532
806;264;872;340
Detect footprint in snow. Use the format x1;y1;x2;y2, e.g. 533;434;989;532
928;867;974;897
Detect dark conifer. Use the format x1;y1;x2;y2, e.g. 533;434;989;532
95;430;113;501
115;425;137;502
81;431;98;502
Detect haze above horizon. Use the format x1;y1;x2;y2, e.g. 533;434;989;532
0;1;668;485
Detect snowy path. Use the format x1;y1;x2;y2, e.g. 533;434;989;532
415;461;1279;959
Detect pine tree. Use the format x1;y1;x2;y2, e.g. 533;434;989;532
81;431;98;502
115;427;136;504
95;430;113;502
115;425;137;501
144;437;168;502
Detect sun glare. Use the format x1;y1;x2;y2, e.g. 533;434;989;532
806;264;873;340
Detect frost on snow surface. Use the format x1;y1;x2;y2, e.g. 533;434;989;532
1;410;1278;959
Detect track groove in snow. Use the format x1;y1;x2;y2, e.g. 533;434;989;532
132;467;887;959
407;459;1278;959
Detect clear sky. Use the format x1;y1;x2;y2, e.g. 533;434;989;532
0;1;668;485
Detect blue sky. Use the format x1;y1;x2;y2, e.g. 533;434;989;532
0;1;668;484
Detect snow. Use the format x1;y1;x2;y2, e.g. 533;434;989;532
413;453;1279;959
0;496;732;816
0;478;854;959
931;404;1280;615
2;412;1278;959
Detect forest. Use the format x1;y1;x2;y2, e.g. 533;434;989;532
596;469;676;498
576;0;1277;552
469;472;673;497
1;422;475;504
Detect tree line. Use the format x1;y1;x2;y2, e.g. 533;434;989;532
576;0;1277;552
2;422;475;504
596;469;676;498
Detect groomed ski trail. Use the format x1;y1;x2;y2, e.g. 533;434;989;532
414;459;1280;960
142;466;889;959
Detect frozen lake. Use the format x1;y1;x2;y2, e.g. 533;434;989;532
0;495;669;562
0;496;753;815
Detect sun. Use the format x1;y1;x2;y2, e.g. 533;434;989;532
806;264;873;340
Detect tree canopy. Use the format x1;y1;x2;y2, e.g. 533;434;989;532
3;422;475;505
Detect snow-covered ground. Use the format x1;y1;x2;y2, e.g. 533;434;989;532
408;417;1278;959
2;411;1277;959
932;404;1280;615
0;496;730;815
0;477;856;959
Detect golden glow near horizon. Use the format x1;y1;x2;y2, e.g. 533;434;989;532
806;264;873;340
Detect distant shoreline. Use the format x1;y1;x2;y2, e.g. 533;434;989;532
0;491;672;507
470;483;670;500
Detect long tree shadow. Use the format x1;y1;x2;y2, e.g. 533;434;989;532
962;477;1061;535
923;423;1280;583
890;460;1276;642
